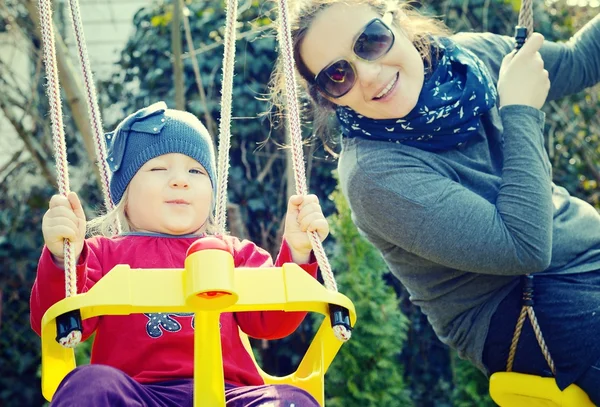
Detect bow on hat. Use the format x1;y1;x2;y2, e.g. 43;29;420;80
105;101;169;172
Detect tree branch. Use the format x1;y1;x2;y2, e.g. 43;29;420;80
0;97;55;185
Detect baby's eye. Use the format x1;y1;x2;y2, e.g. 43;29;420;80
189;168;205;175
150;167;166;171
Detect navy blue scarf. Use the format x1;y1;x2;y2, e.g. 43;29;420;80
336;37;497;151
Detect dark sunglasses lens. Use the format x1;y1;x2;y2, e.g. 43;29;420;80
353;19;394;60
316;60;356;98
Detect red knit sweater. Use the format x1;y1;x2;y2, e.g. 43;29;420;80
30;234;318;386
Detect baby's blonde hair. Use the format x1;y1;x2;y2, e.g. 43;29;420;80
86;188;217;237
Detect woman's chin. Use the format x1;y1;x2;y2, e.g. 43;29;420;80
361;93;419;120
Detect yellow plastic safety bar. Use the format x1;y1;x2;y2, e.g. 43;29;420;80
40;239;356;406
490;372;595;407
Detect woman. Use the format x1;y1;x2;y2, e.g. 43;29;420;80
272;0;600;402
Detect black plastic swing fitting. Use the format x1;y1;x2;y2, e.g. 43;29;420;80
514;26;528;51
329;304;352;331
55;309;83;343
522;275;535;307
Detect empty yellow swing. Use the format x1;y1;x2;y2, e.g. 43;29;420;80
36;0;355;405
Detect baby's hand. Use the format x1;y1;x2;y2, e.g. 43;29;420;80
42;192;86;266
283;194;329;264
497;33;550;109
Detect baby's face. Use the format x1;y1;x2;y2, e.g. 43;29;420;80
125;153;212;235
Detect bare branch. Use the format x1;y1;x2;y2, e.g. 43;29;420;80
181;2;218;139
0;148;23;172
0;96;56;185
180;25;272;59
227;202;248;240
256;152;278;184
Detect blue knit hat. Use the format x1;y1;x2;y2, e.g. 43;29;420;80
105;101;216;205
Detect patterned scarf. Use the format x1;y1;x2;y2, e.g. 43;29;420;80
336;37;497;151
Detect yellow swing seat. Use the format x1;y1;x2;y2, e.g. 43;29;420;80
490;372;595;407
41;238;356;407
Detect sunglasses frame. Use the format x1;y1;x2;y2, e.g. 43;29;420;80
314;14;396;99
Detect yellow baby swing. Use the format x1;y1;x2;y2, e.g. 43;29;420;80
487;0;594;405
36;0;355;406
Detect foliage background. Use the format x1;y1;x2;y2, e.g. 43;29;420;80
1;0;599;406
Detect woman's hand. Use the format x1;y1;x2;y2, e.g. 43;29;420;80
497;33;550;109
42;192;86;267
283;194;329;264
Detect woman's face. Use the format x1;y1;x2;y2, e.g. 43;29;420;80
300;3;424;120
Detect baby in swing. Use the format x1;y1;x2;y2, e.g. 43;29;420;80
30;101;325;406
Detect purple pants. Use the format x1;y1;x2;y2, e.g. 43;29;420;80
50;365;319;407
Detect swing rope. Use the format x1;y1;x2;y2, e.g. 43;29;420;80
505;0;555;375
213;0;238;235
518;0;534;36
39;0;119;348
38;0;81;348
276;0;350;341
65;0;116;226
212;0;350;340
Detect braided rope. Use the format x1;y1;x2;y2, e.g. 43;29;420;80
211;0;350;340
506;0;556;376
506;305;556;375
506;306;527;371
518;0;534;35
38;0;81;347
65;0;118;234
277;0;350;341
213;0;238;234
527;307;556;375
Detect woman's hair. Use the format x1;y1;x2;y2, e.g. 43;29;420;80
270;0;450;142
86;188;217;237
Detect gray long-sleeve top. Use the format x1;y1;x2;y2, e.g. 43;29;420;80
338;14;600;375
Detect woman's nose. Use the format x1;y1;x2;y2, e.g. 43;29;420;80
354;59;381;89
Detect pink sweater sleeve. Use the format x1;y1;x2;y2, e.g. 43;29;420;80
233;238;319;339
30;240;104;339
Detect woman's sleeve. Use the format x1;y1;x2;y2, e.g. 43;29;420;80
346;106;553;276
30;239;104;339
232;238;319;339
454;15;600;100
541;14;600;101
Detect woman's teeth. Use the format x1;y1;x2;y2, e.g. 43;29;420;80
375;73;398;99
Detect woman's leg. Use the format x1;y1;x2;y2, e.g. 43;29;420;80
574;356;600;406
225;383;320;407
50;364;193;407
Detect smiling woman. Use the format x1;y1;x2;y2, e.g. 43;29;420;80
271;0;600;403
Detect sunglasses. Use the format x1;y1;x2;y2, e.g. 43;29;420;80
314;16;395;99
